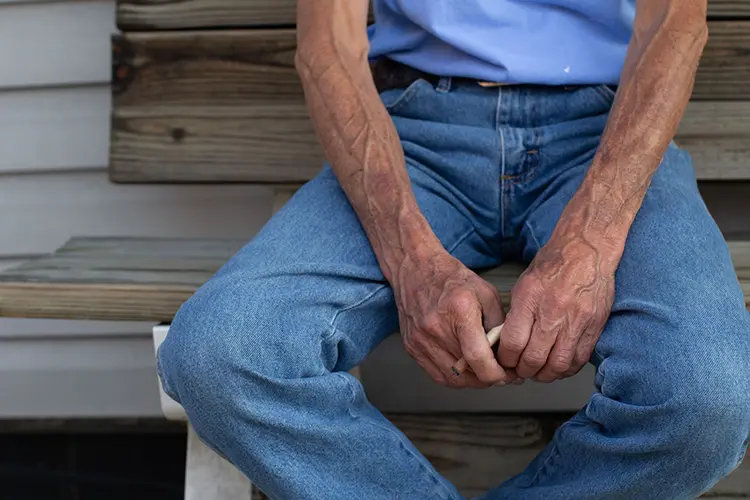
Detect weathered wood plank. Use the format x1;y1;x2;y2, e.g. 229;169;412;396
110;26;750;184
0;237;748;322
115;0;748;31
693;22;750;100
392;414;749;498
111;30;323;184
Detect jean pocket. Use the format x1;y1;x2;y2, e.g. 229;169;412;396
380;78;431;114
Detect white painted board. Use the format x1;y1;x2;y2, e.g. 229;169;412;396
0;86;110;173
0;0;115;88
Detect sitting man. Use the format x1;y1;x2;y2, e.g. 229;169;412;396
157;0;750;498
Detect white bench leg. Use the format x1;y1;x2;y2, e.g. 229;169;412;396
185;423;254;500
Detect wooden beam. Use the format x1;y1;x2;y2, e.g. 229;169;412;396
0;237;748;322
693;22;750;100
115;0;747;31
110;25;750;184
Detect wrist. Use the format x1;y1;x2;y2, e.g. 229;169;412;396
555;184;631;269
377;211;445;284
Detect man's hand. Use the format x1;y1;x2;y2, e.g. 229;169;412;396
500;215;616;383
393;248;517;388
496;0;707;384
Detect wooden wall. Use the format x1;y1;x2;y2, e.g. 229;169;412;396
109;4;750;183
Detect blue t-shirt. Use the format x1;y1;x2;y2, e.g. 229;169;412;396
368;0;636;85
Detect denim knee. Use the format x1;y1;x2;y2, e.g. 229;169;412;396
156;275;330;413
660;319;750;484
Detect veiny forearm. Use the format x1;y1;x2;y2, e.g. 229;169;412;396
562;0;708;262
295;0;441;284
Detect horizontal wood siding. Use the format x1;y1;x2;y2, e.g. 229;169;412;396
0;86;110;174
694;21;750;99
115;0;748;30
0;171;271;256
0;0;115;89
110;27;750;183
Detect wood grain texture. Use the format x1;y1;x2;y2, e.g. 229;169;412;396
693;22;750;100
114;0;747;31
110;26;750;184
111;30;323;184
243;414;748;498
0;236;748;322
392;414;749;498
116;0;374;31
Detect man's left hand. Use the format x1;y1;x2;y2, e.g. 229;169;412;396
499;220;617;382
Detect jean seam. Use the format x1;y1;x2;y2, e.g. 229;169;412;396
328;229;478;499
336;373;461;500
524;219;544;253
326;284;390;340
384;78;428;113
327;228;477;340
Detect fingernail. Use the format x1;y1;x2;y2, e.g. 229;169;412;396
493;380;507;387
511;378;525;385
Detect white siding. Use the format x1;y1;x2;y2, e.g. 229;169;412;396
0;0;275;417
0;0;114;88
0;171;271;256
0;87;110;173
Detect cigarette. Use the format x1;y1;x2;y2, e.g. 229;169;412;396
451;323;504;376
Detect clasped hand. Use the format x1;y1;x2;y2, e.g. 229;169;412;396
396;231;616;387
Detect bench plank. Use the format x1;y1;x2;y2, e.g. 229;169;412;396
110;26;750;184
0;237;747;322
392;414;749;499
115;0;747;31
243;413;747;498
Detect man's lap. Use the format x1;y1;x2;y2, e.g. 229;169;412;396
157;82;749;498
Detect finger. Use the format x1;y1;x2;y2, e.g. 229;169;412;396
475;282;505;330
452;324;505;376
498;301;535;369
403;335;450;386
534;326;579;383
429;345;490;389
419;355;450;386
452;293;507;385
563;323;603;378
516;319;559;379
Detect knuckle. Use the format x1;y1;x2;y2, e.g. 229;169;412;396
549;357;570;373
522;350;547;368
482;281;502;301
574;351;592;366
502;335;527;353
418;314;443;335
449;289;477;312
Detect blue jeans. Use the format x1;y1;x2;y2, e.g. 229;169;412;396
157;78;750;499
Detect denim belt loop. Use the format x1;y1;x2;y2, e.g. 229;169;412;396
436;76;452;93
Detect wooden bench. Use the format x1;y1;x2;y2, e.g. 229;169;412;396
0;0;748;498
0;234;748;499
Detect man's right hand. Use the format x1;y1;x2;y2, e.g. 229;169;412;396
393;249;518;388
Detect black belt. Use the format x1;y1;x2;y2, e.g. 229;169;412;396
370;57;617;94
370;58;458;93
